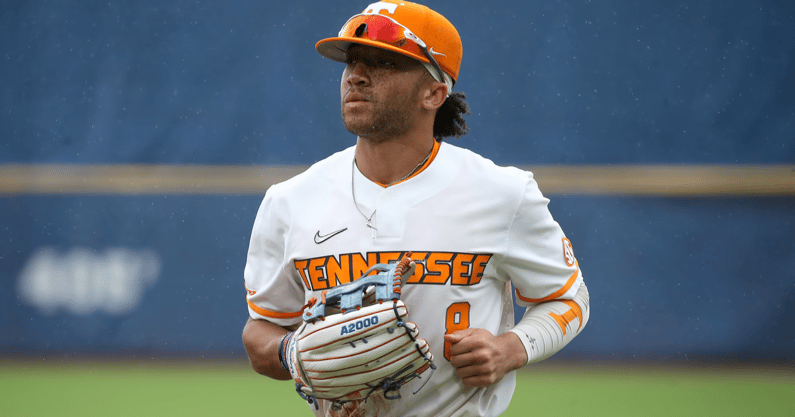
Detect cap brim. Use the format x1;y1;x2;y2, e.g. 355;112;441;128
315;37;431;65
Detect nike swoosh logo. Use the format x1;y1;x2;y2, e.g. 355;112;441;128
428;47;446;57
314;228;348;244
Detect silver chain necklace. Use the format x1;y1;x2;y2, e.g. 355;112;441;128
351;148;433;238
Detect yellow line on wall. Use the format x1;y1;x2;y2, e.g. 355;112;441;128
528;165;795;196
1;164;793;196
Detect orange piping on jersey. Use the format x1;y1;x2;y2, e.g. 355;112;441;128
244;282;256;296
246;298;304;320
515;261;580;303
548;300;584;335
375;140;441;188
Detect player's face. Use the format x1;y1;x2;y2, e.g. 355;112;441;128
340;45;428;142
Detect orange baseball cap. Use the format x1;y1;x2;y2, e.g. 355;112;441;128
316;1;463;84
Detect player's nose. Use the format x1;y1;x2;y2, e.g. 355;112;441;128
345;61;369;86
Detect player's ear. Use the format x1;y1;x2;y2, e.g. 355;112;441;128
421;81;447;110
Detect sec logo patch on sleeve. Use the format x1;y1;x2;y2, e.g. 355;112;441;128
562;238;576;267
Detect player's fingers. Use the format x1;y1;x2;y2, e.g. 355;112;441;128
446;339;474;358
446;332;494;357
448;351;474;369
448;348;493;370
443;327;477;345
450;354;502;386
451;358;498;380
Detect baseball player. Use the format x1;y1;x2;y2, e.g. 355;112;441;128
242;1;590;416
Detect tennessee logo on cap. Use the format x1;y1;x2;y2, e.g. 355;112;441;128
316;0;463;84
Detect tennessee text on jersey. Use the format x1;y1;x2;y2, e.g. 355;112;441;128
294;251;493;291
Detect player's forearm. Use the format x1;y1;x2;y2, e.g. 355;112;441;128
509;282;590;365
242;317;294;380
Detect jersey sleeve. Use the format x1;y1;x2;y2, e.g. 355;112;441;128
244;186;306;326
497;173;584;307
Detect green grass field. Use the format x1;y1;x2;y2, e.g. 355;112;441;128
1;359;792;416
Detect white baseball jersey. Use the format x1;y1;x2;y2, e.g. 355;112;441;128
245;140;584;417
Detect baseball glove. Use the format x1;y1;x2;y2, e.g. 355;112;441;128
284;254;435;410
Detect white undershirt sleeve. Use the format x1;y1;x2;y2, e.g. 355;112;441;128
508;282;590;365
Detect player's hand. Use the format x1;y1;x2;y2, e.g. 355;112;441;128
444;328;527;387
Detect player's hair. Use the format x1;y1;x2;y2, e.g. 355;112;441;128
433;91;470;141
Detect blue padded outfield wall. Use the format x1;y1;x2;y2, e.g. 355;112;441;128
1;0;794;362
